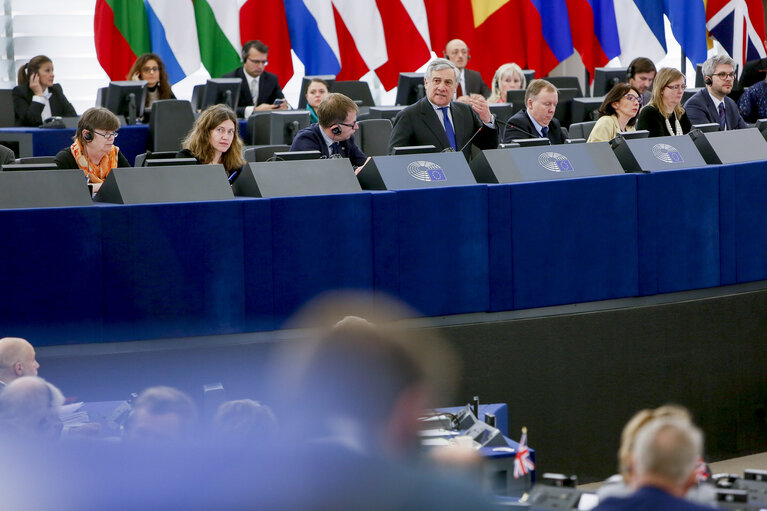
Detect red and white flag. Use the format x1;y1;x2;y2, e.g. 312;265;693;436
514;427;535;479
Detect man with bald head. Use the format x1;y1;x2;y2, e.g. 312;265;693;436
0;337;39;389
444;39;491;102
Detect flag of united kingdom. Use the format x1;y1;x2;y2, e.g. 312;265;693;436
707;0;767;73
513;427;535;479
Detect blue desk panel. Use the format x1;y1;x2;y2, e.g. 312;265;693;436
731;161;767;283
636;167;721;295
373;185;490;317
269;192;375;324
500;174;639;310
0;206;103;344
99;201;247;342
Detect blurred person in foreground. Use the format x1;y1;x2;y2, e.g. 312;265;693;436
0;337;39;388
266;292;495;510
591;416;712;511
0;376;63;439
213;398;277;445
126;386;198;443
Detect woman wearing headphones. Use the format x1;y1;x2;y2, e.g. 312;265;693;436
54;107;130;192
176;104;246;179
13;55;77;127
487;63;527;103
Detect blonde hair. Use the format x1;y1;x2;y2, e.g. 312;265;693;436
489;63;527;103
618;404;691;481
648;67;686;119
181;104;245;173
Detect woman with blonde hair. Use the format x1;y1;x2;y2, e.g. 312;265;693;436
177;104;246;179
636;67;692;137
488;63;527;103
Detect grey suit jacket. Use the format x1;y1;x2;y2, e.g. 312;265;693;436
683;89;747;130
388;97;498;159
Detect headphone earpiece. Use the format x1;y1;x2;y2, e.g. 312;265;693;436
705;76;713;86
627;63;634;80
331;126;342;136
82;130;93;142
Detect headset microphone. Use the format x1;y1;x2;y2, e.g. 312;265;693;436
705;77;713;86
331;126;342;135
82;130;93;142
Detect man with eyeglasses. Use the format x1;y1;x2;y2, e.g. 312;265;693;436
290;93;369;168
684;54;747;131
223;39;288;118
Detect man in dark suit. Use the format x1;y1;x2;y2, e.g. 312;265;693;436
444;39;491;100
290;92;368;168
684;54;747;131
388;58;498;160
591;417;712;511
503;79;568;144
222;40;288;118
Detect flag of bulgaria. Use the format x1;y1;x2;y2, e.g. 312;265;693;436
94;0;150;81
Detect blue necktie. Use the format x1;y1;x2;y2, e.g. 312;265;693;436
330;142;341;155
541;126;549;139
718;103;726;131
439;107;457;150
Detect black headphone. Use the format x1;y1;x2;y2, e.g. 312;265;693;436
331;126;342;136
82;130;93;142
627;63;635;80
705;76;713;86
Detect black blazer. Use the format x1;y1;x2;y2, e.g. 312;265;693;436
683;89;747;130
502;109;568;144
13;83;77;127
290;124;367;167
464;68;491;98
54;147;131;170
388;97;498;159
221;67;285;117
636;105;692;137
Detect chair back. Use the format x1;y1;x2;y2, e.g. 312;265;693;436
356;119;392;157
148;100;196;152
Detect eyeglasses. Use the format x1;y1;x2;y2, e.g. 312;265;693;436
665;84;686;91
624;94;640;103
141;66;159;73
246;58;268;66
338;121;358;129
93;130;118;140
712;72;736;80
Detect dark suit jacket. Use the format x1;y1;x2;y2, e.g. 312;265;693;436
388;97;498;159
290;124;367;167
221;67;285;117
463;68;491;98
502;109;568;144
593;487;715;511
683;89;747;130
13;83;76;127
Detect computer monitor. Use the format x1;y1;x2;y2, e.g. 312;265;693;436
617;130;649;139
506;89;527;111
104;80;147;125
145;158;199;167
592;67;627;96
270;150;322;161
395;73;426;105
692;123;720;133
1;163;58;171
522;69;536;84
392;145;438;155
513;138;551;147
250;111;311;145
201;78;242;112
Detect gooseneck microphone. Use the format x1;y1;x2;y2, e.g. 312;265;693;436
496;119;551;144
442;126;484;153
